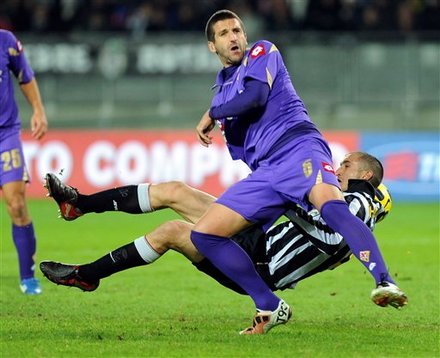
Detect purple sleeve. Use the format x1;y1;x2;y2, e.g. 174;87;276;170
209;79;270;119
6;31;34;84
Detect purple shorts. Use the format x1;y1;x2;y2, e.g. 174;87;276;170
0;131;29;186
216;136;340;230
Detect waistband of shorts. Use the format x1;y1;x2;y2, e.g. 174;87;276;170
0;125;21;143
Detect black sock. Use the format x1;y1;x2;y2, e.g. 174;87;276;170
76;185;143;214
78;242;146;281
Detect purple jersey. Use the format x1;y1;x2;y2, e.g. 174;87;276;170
0;30;34;141
211;40;316;170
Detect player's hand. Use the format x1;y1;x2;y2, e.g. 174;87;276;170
196;109;215;147
31;109;48;140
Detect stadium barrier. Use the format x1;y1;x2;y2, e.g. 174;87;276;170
18;130;439;202
15;35;440;131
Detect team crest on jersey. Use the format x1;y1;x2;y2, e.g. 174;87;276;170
250;45;265;59
322;162;335;174
360;250;370;262
302;159;313;178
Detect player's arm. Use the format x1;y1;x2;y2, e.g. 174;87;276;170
196;79;269;146
20;78;48;140
196;109;215;147
209;41;277;120
7;31;48;140
209;79;270;119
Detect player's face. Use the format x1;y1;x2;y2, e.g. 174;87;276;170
208;18;247;67
336;153;372;191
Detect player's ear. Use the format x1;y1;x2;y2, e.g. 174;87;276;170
362;170;374;181
208;41;216;54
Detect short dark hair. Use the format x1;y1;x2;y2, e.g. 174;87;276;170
205;9;245;42
356;152;384;188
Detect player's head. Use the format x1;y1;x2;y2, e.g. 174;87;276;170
336;152;384;191
374;183;393;223
205;9;247;67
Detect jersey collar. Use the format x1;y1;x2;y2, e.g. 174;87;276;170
347;179;376;197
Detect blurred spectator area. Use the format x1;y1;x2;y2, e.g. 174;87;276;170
2;0;439;130
2;0;440;34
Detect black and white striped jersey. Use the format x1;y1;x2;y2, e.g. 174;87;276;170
266;179;382;290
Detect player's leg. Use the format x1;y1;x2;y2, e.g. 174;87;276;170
40;220;201;290
192;203;282;309
1;133;41;295
309;183;407;308
41;219;273;296
45;174;215;223
2;181;41;295
193;225;274;296
306;140;406;307
149;182;216;223
2;180;30;226
191;176;291;334
45;173;147;219
309;183;392;283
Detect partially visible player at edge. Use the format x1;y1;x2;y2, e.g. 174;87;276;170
40;152;407;334
0;30;48;295
189;9;406;333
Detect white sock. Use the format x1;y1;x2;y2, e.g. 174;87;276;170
137;183;153;212
134;236;160;263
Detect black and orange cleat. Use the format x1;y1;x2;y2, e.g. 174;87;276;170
40;261;99;292
44;173;83;221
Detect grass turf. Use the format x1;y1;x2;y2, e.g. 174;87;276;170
1;200;439;357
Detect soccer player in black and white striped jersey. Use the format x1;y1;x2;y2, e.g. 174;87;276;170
41;151;407;332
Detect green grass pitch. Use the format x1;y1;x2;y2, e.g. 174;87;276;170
1;200;439;357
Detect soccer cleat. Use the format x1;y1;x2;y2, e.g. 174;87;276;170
371;281;408;309
20;278;42;295
44;173;83;221
39;261;99;292
239;299;292;335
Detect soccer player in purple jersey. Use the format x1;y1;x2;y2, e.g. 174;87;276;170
0;30;48;295
192;10;407;334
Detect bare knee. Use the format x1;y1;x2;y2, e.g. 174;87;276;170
147;220;192;253
150;181;190;209
163;220;192;250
